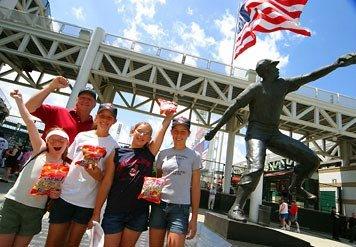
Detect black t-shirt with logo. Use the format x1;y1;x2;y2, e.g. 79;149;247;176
105;146;155;214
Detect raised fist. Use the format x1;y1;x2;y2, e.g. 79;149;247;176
336;53;356;67
50;76;69;90
10;89;23;101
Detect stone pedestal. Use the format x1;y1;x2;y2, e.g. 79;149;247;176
204;212;311;247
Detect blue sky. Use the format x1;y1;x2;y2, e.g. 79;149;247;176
49;0;356;98
1;0;356;164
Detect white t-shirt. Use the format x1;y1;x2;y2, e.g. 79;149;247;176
279;202;288;214
156;147;201;204
60;130;118;208
6;153;48;209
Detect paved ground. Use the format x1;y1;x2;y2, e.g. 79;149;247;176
1;167;355;246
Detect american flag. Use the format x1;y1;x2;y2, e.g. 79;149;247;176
234;0;310;58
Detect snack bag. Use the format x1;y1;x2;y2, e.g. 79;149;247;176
76;145;107;168
157;98;177;115
138;176;166;204
30;163;69;195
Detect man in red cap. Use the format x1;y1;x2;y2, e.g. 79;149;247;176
205;53;356;222
26;76;97;144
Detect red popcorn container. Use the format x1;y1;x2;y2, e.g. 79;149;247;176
157;98;177;115
30;163;70;196
76;145;107;168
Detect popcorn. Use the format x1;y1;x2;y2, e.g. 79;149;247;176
30;163;69;195
157;98;177;115
138;176;166;204
76;145;107;168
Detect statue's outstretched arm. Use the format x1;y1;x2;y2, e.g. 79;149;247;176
205;84;256;141
286;53;356;93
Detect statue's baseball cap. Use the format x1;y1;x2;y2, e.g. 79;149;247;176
255;59;279;75
97;103;117;118
172;116;190;131
78;87;97;101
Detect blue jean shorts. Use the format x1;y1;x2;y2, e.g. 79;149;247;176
49;198;93;225
280;213;289;220
101;209;149;234
149;201;190;234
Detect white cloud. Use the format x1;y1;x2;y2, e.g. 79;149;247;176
142;23;164;39
117;6;125;13
130;0;166;23
116;0;167;49
71;6;85;21
123;24;140;40
178;22;216;48
234;32;289;71
212;11;289;72
169;21;216;60
187;7;193;15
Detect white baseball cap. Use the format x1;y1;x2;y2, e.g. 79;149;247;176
45;129;69;142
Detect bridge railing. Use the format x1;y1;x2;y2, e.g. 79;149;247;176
1;6;355;109
104;34;251;81
0;6;92;39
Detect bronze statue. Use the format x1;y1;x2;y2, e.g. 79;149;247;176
205;53;356;222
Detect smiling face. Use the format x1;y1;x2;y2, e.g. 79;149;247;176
131;123;152;148
75;93;96;114
94;109;117;131
171;124;190;149
46;135;69;156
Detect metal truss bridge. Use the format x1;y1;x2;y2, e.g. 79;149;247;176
0;5;355;171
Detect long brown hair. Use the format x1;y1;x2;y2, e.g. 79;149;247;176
130;122;153;148
130;122;153;136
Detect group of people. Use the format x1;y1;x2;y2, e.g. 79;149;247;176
278;198;300;233
0;141;32;183
0;76;202;247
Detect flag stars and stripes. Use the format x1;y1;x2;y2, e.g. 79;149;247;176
234;0;310;58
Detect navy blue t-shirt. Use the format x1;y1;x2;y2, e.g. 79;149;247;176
105;146;155;213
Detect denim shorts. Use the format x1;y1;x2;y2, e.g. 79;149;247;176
280;213;289;220
49;198;93;225
101;209;149;234
149;201;190;234
0;199;44;236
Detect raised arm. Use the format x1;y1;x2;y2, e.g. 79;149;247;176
286;53;356;93
149;111;175;156
25;76;69;113
205;84;256;141
10;90;45;154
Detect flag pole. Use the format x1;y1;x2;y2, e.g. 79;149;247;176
229;0;243;76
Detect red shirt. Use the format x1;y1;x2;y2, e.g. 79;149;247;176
290;204;298;216
31;104;93;144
